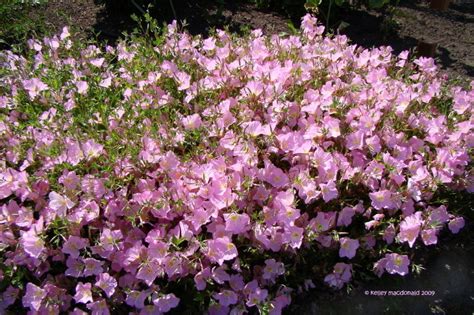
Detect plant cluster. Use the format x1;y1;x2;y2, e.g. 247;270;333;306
0;0;50;50
0;14;472;314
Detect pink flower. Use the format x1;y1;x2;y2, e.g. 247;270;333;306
324;263;352;289
229;274;245;291
126;290;148;309
65;140;84;165
90;57;105;68
99;228;123;252
384;253;410;276
49;191;75;216
213;290;238;306
71;308;88;315
23;78;48;99
421;228;438;245
194;267;211;291
136;260;161;286
337;207;355;227
345;130;364;150
1;286;19;309
21;229;44;259
383;224;396;244
262;161;289;188
74;282;93;304
310;211;336;232
62;236;88;258
182;114;202;130
211;266;230;284
224;212;250;234
243;121;271;137
65;257;84;278
176;71;191;90
58;171;80;190
99;76;112;88
95;273;117;298
428;205;450;226
82;139;104;160
398;212;423;248
160;151;180;171
366;135;382;153
373;257;387;277
322;116;341;138
263;259;285;280
83;258;104;277
284;225;304;249
369;190;395;210
448;217;465;234
153;293;180;312
246;288;268;307
339;237;359;259
205;237;238;265
87;299;110;315
320;181;338;202
23;283;46;311
76;81;89;94
163;256;181;278
452;90;471;114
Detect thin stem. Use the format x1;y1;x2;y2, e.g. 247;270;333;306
169;0;178;21
326;0;333;31
130;0;146;15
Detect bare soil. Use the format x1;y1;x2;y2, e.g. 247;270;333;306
30;0;474;80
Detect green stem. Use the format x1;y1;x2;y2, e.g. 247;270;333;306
169;0;178;21
326;0;333;31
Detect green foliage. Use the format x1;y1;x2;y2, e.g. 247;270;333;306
0;0;50;50
305;0;393;10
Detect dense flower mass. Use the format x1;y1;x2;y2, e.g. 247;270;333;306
0;14;473;314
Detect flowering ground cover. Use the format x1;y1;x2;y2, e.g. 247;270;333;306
0;14;472;314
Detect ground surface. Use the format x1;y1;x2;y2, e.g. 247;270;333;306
286;226;474;314
340;1;474;79
24;0;474;80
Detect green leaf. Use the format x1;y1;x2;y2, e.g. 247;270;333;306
368;0;389;8
305;0;322;11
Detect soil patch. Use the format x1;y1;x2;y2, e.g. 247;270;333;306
339;1;474;79
19;1;474;80
286;223;474;314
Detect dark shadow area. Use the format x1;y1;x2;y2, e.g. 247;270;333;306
92;0;292;42
287;189;474;314
7;0;470;78
90;0;141;43
450;2;474;15
286;222;474;315
400;0;474;23
336;8;418;53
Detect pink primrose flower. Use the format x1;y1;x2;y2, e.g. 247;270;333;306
22;283;46;311
339;237;359;259
398;211;423;248
384;253;410;276
74;282;93;304
21;229;44;259
224;212;250;234
153;293;180;312
23;78;48;99
448;217;465;234
62;236;89;258
95;273;117;297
